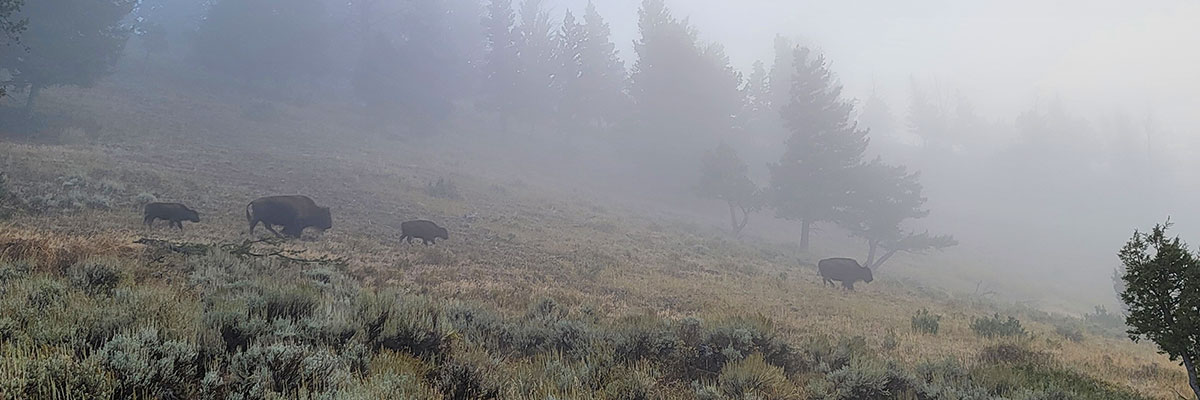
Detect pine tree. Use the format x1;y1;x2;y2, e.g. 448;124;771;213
514;0;557;130
556;2;628;133
840;158;956;269
629;0;743;181
0;0;25;99
767;34;794;111
193;0;331;91
745;60;769;115
0;0;135;116
768;47;868;250
482;0;520;125
696;143;762;235
1119;221;1200;399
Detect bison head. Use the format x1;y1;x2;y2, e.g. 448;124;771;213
310;207;332;231
436;226;449;240
185;208;201;223
861;266;874;283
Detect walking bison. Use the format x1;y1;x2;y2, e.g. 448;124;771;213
400;220;448;245
143;202;200;230
817;258;874;290
246;195;332;238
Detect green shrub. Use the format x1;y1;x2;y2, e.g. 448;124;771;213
354;292;454;359
881;329;899;351
134;192;157;207
68;260;122;296
227;343;347;397
0;259;33;284
717;353;801;399
1;349;117;399
26;279;67;310
971;314;1027;339
425;177;462;200
808;360;923;400
1053;324;1084;343
977;342;1049;365
428;349;501;400
911;308;941;335
253;284;319;321
93;328;200;398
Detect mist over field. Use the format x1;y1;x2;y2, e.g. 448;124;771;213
2;0;1199;398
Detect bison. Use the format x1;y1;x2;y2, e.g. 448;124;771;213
817;258;874;290
246;195;332;238
143;202;200;230
400;220;448;245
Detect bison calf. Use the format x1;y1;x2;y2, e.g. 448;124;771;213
143;202;200;231
817;258;874;290
400;220;448;245
247;195;332;238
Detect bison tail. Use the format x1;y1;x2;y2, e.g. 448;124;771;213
245;202;254;230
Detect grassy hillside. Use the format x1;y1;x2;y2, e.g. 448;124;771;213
0;72;1190;398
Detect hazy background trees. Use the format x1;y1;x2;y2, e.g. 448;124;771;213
192;0;331;96
0;0;134;116
0;0;1192;312
0;0;25;98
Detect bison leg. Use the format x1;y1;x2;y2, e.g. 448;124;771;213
174;220;184;231
249;219;259;235
262;224;283;238
423;238;432;246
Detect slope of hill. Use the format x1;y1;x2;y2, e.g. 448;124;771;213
0;72;1188;398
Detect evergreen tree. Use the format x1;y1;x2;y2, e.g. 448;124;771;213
767;34;794;111
0;0;135;116
136;22;169;66
353;0;478;132
482;0;520;127
629;0;743;181
514;0;557;130
193;0;331;92
1118;221;1200;399
556;2;628;132
0;0;25;98
744;60;769;115
696;143;762;235
768;47;868;250
840;158;956;269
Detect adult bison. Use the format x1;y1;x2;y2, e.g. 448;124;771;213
246;195;332;238
817;258;874;290
143;202;200;230
400;220;448;245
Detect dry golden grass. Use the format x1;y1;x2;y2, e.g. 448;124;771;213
0;74;1192;398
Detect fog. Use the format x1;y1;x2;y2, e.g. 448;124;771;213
6;0;1200;313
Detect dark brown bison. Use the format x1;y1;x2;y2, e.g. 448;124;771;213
143;202;200;230
818;258;874;290
400;220;448;245
246;195;332;238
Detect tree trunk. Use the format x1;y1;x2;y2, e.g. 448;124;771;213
873;248;901;270
736;205;750;234
866;240;877;268
799;219;811;250
24;83;41;119
728;201;739;234
1184;353;1200;400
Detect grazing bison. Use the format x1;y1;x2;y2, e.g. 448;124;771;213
143;202;200;230
246;195;332;238
817;258;874;290
400;220;448;245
